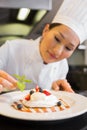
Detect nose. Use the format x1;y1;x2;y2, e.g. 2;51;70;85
53;44;64;58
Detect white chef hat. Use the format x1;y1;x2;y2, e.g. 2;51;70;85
52;0;87;44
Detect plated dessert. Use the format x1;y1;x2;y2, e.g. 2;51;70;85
11;86;70;113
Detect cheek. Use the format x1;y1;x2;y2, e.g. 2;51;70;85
61;49;74;59
45;39;54;49
64;51;74;58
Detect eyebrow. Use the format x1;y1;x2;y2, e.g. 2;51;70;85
59;32;65;39
59;32;75;47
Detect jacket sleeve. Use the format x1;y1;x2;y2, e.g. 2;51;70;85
0;41;9;69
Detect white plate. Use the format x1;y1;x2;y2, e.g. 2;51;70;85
0;90;87;121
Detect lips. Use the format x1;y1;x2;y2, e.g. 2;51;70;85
48;51;57;59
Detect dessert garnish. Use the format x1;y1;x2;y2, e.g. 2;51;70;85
23;85;58;107
11;86;70;113
13;74;32;91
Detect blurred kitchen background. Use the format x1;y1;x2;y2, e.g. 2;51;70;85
0;0;87;91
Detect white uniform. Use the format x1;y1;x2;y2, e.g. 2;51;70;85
0;37;68;90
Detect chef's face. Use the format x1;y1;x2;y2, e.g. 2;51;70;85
40;24;80;63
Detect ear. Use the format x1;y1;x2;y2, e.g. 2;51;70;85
42;24;50;37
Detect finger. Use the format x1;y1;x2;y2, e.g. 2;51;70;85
0;70;17;86
0;77;16;90
61;80;74;92
56;79;74;93
52;81;60;91
0;84;3;93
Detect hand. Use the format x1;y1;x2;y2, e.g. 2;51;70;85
0;70;17;92
52;79;74;93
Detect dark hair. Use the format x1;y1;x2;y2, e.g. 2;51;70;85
49;23;61;30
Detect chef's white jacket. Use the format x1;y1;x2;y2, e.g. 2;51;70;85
0;37;69;90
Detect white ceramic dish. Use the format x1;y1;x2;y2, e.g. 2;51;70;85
0;90;87;121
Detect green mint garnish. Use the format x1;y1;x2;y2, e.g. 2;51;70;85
13;74;32;91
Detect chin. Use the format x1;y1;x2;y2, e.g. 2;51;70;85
45;60;54;63
43;57;57;64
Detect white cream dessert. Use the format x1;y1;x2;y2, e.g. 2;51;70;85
22;87;58;108
11;86;70;113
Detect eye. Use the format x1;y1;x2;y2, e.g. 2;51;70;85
65;47;72;51
55;36;60;43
